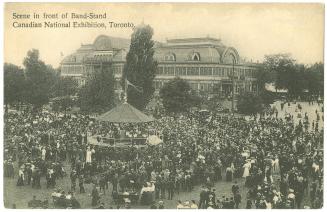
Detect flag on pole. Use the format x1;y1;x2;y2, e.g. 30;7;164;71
126;79;143;93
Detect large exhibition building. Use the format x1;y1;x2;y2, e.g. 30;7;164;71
60;35;260;97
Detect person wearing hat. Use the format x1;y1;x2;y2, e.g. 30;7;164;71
232;181;239;195
112;173;119;193
199;186;208;209
246;199;252;209
16;167;24;186
124;199;131;209
78;174;85;193
99;174;107;194
287;189;296;209
183;200;191;209
167;176;175;200
158;200;164;209
243;159;251;178
25;163;32;185
207;200;215;209
7;158;14;178
70;169;77;192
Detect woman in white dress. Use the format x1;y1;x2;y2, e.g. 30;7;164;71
41;147;46;161
272;155;280;175
86;147;92;163
242;160;251;178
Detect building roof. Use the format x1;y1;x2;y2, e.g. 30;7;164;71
61;35;130;64
96;102;154;123
166;37;223;46
61;35;249;66
154;37;240;64
93;35;130;51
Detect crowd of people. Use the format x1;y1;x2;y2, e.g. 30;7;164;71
3;100;324;209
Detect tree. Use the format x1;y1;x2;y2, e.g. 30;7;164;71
263;54;295;90
121;24;157;110
237;92;263;115
79;64;115;113
52;77;78;98
159;78;200;113
4;63;26;111
306;63;324;97
23;49;58;109
286;64;307;98
255;67;274;92
262;54;310;99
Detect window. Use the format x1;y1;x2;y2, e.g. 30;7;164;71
168;67;174;75
214;67;222;76
176;67;186;76
182;67;187;75
190;52;200;61
164;53;176;61
213;67;218;76
157;67;163;75
176;67;181;76
200;67;212;76
187;67;199;76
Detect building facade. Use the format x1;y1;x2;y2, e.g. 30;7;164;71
60;35;260;96
60;35;128;88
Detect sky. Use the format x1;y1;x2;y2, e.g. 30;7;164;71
4;3;325;68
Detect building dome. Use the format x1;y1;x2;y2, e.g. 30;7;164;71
93;35;113;51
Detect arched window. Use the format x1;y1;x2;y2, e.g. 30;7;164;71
164;53;176;61
191;52;200;61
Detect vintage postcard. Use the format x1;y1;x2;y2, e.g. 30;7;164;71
3;2;324;209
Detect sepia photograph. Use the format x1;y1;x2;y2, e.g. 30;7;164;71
2;2;325;209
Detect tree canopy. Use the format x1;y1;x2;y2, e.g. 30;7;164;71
52;77;78;98
237;92;263;115
79;64;115;113
159;77;200;113
121;24;157;110
260;54;324;99
4;63;26;109
23;49;58;108
305;63;324;96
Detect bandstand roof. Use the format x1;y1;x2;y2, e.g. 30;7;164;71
96;102;154;123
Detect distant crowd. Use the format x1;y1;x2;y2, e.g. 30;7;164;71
4;100;324;209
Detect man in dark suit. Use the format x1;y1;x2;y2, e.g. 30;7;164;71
167;177;175;200
232;181;239;195
234;190;242;209
199;187;209;209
